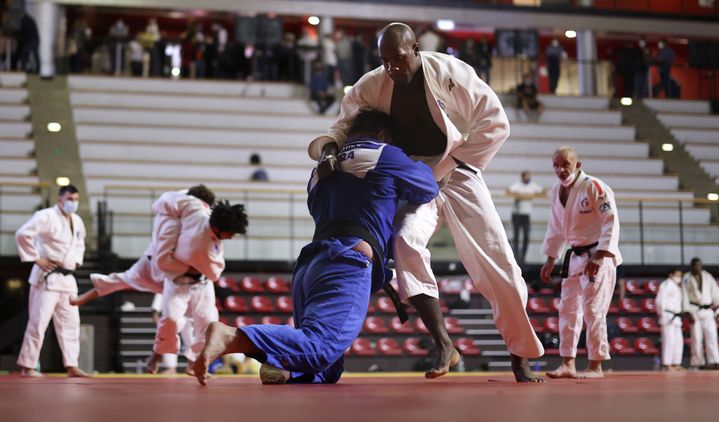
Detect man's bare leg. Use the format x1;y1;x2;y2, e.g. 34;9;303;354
511;354;544;382
145;352;161;374
67;366;90;378
577;360;604;379
192;321;261;385
546;356;578;379
409;294;460;378
69;289;99;307
20;367;43;378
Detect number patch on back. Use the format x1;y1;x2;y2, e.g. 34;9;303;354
338;151;355;161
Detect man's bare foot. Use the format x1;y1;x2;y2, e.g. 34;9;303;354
576;368;604;379
672;365;686;372
511;354;544;383
425;347;461;379
260;364;290;385
20;368;43;378
69;289;99;307
67;367;91;378
192;321;239;386
185;360;195;377
546;363;577;379
145;352;161;374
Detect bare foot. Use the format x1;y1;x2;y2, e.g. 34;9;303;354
425;347;461;379
185;360;195;377
192;321;238;386
145;352;161;374
20;368;43;378
69;289;99;307
260;364;290;385
67;367;91;378
672;365;686;372
511;354;544;383
576;368;604;379
546;363;577;379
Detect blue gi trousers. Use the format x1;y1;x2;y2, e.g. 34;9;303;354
241;239;372;384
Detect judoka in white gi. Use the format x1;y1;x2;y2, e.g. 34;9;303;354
145;194;247;373
309;22;544;381
682;258;719;369
150;293;196;374
15;185;89;378
69;185;216;307
540;147;621;379
656;269;685;371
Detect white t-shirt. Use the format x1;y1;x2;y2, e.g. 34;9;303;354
508;180;544;215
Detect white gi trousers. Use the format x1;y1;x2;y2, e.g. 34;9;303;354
91;256;162;296
394;168;544;358
153;279;218;362
17;284;80;368
690;310;719;367
661;323;683;366
558;255;616;361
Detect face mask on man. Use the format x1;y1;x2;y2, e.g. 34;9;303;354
671;275;682;283
62;200;79;214
559;170;578;188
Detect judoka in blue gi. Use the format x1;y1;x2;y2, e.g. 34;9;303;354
192;110;438;385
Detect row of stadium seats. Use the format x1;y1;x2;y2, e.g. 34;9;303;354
348;337;481;357
527;297;658;314
531;316;661;334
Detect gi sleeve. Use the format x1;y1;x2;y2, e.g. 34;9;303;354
74;216;86;266
377;145;438;204
592;179;620;255
541;185;565;259
681;276;695;313
152;213;188;278
15;210;47;262
655;282;666;317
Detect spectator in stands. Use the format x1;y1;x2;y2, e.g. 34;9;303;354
634;37;651;98
108;19;129;75
297;29;319;86
15;185;89;378
336;29;354;86
507;171;545;266
459;38;479;77
351;33;368;84
656;269;685;371
14;11;39;73
128;35;144;77
190;110;439;386
682;257;719;370
654;39;676;98
616;41;637;98
476;35;493;84
516;71;544;121
68;19;91;73
541;146;621;379
322;33;338;85
545;38;566;94
309;61;335;114
276;32;299;82
249;153;269;181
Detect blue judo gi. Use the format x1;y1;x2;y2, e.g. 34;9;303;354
240;138;438;383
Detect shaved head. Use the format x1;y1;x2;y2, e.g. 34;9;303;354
554;146;578;162
377;22;421;85
378;22;416;49
552;146;581;186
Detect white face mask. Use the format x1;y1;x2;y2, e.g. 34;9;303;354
62;200;79;214
559;170;578;187
671;275;682;283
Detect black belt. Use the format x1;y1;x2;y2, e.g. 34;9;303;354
45;267;75;278
690;301;713;310
560;242;599;278
664;310;683;321
313;219;409;323
453;158;477;175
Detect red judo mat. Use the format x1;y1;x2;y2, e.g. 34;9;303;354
1;372;717;422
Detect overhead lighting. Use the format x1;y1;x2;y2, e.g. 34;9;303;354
661;143;674;152
437;20;455;31
620;97;633;106
308;16;320;26
55;176;70;186
171;67;181;77
47;122;62;133
565;30;577;39
708;193;719;201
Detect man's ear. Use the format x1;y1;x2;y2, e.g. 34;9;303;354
413;43;420;55
576;161;582;170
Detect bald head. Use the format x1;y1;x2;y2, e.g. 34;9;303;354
552;146;581;186
378;22;421;85
554;146;578;162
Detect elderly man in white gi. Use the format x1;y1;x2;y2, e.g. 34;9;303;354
656;269;685;371
310;22;544;381
682;257;719;370
15;185;89;377
540;146;621;379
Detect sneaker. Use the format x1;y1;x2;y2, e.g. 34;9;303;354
259;364;289;385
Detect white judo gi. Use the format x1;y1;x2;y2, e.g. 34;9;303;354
150;191;223;362
656;277;684;366
542;171;621;361
15;205;86;369
90;251;161;297
309;51;543;358
681;271;719;367
150;293;195;369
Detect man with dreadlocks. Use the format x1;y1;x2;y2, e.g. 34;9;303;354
144;189;248;374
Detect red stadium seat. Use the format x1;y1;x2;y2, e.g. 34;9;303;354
544;316;560;333
619;298;642;314
414;318;430;334
445;317;465;334
610;337;637;355
551;297;561;313
439;278;463;294
363;316;390;334
617;317;639;333
240;276;265;293
646;280;660;295
219;315;230;325
528;297;550;313
250;296;275;313
351;338;376;356
366;299;377;314
377;338;403;356
390;317;415;334
454;338;481;356
438;299;449;313
608;299;620;314
217;276;240;292
402;338;429;356
530;317;544;334
539;287;555;296
265;276;290;293
261;316;283;325
641;298;656;313
275;296;293;313
376;296;396;314
215;297;224;312
638;317;661;333
235;316;256;327
625;280;646;295
224;296;249;313
634;337;660;355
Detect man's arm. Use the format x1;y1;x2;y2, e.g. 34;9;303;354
540;186;565;283
15;210;57;271
585;180;619;277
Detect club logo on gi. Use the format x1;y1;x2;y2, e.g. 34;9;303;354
599;202;611;214
579;196;592;214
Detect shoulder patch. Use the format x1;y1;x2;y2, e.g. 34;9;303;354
599;202;611;214
592;180;604;197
